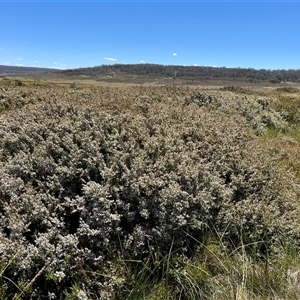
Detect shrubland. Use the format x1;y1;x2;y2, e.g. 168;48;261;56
0;84;300;299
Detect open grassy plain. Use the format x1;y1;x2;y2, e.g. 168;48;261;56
1;77;300;299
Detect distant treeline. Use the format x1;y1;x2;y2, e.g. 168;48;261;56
0;65;58;75
3;64;300;84
62;64;300;83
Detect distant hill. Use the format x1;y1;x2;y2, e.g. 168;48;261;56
3;63;300;84
60;63;300;84
0;65;59;75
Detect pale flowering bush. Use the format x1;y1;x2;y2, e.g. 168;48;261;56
187;89;287;132
0;85;299;298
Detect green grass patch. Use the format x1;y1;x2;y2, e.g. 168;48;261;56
264;126;281;138
276;86;300;93
270;94;300;126
220;85;251;94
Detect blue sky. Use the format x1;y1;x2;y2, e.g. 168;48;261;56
0;1;299;70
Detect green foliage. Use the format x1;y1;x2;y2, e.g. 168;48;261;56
14;80;23;87
264;126;281;138
220;85;250;94
271;94;300;126
276;86;300;93
70;82;78;89
0;105;6;114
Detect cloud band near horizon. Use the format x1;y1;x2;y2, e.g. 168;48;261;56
104;57;117;61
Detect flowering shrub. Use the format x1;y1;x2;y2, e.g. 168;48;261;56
0;85;299;298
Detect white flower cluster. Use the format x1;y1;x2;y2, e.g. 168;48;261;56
0;85;299;298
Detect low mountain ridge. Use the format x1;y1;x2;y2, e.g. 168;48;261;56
61;63;300;83
0;65;59;75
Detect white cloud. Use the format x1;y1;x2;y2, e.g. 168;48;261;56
17;58;23;60
173;53;177;56
54;62;57;65
3;62;10;65
35;60;39;63
16;64;24;67
61;64;67;67
140;60;145;63
104;57;117;61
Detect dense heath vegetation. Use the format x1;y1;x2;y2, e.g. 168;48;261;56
0;83;300;299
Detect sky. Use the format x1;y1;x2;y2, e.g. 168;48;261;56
0;1;300;70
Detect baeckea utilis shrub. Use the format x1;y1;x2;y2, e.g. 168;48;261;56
0;85;299;298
